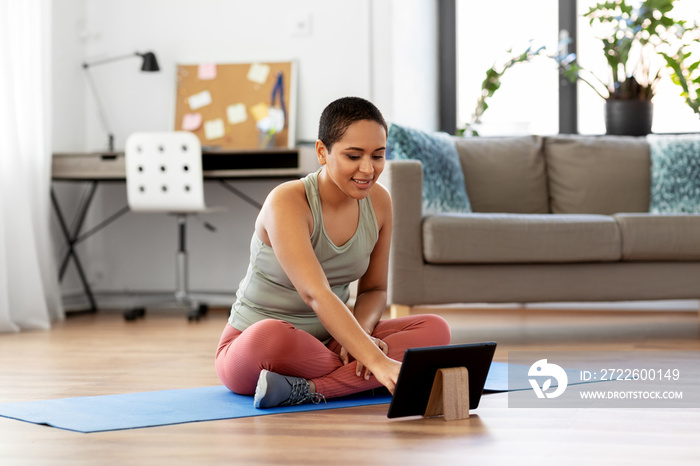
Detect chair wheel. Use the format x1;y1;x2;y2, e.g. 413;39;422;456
187;304;208;322
124;308;146;321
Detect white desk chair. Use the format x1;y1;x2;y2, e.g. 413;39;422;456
124;131;215;321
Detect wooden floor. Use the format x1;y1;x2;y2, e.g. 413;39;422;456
1;305;699;465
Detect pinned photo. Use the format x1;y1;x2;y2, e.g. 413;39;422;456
227;103;248;125
188;90;212;110
181;113;202;131
204;118;225;140
247;63;270;84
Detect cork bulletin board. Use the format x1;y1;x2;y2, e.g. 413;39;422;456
174;61;296;150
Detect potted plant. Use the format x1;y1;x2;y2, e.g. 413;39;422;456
559;0;698;135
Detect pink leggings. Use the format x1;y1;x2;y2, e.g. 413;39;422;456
215;314;451;399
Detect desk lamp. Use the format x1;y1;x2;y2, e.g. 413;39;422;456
82;51;160;152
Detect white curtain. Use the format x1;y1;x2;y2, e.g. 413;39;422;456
0;0;63;332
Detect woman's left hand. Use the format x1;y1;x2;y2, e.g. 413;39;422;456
340;337;389;380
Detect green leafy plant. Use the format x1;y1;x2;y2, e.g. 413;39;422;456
662;44;700;115
561;0;699;106
459;42;546;137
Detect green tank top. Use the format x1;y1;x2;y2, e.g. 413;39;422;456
228;168;379;342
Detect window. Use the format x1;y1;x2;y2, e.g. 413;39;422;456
449;0;700;135
456;0;560;136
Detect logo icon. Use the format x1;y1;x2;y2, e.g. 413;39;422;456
528;359;568;399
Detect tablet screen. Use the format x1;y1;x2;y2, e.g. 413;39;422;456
387;342;497;418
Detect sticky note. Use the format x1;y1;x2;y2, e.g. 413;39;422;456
198;63;217;80
226;103;247;125
182;113;202;131
250;102;269;122
188;90;212;110
204;119;225;140
247;63;270;84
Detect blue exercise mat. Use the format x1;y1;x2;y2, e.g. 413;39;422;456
0;362;592;433
0;386;392;433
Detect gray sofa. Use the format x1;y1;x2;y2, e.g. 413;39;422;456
382;135;700;318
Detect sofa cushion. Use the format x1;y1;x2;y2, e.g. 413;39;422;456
615;213;700;260
544;136;650;214
648;134;700;213
422;213;621;264
387;123;471;215
454;136;548;213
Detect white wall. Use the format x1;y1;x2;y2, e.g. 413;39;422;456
52;0;86;152
81;0;374;151
51;0;439;299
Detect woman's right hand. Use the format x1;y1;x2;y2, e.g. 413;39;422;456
371;358;402;394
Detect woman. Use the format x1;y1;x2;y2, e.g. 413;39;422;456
215;97;451;408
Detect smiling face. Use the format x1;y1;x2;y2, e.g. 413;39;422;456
316;119;387;200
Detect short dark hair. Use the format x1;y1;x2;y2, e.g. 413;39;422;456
317;97;387;152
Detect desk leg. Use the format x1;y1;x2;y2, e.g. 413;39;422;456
51;184;98;313
218;180;263;210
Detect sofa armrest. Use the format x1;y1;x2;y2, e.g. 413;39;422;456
382;160;425;306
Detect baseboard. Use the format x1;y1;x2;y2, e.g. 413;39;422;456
61;290;236;312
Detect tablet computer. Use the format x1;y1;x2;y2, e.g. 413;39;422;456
387;342;497;418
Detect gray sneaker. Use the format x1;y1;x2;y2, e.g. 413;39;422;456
254;370;326;409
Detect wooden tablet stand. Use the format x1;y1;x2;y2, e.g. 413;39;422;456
423;367;470;421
